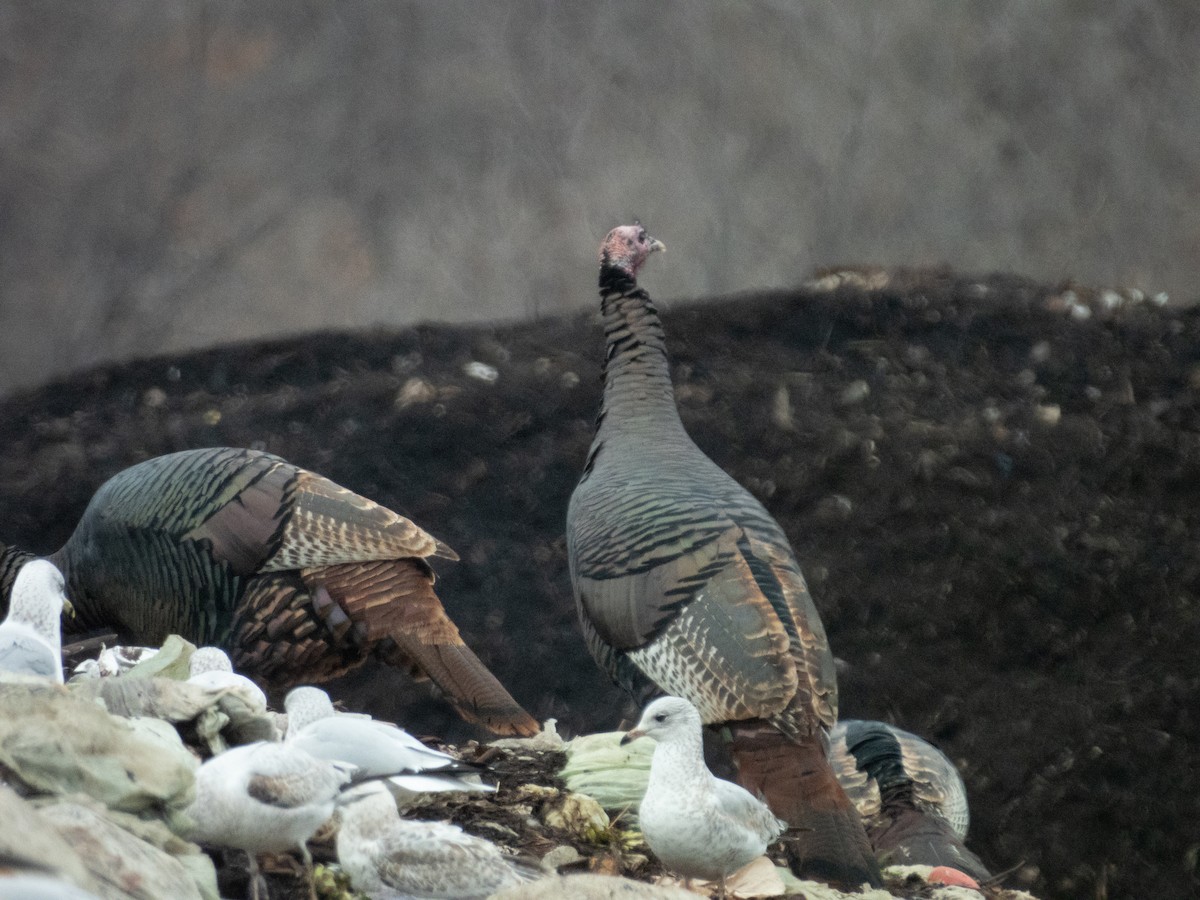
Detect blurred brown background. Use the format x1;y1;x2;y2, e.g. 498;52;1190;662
2;2;1197;396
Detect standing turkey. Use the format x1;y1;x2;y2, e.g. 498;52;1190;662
566;224;881;886
0;447;537;736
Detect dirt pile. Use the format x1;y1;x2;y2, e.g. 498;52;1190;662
1;268;1196;899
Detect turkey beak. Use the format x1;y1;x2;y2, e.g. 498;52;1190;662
620;728;645;746
648;237;666;254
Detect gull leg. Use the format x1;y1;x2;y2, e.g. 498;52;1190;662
246;853;263;900
301;843;317;900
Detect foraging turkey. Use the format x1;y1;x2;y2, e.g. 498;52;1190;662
829;719;990;881
566;225;880;885
0;447;537;735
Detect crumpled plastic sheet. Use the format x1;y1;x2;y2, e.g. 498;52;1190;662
559;730;652;818
123;633;195;681
0;637;279;900
0;780;220;900
0;682;197;814
68;632;279;754
37;798;219;900
0;782;95;890
72;673;279;754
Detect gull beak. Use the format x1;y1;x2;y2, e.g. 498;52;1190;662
648;237;666;254
620;728;646;747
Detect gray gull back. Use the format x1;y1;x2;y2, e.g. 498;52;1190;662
285;686;494;797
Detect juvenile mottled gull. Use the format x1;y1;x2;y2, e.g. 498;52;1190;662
0;559;69;682
336;781;538;899
182;740;353;900
187;646;268;712
622;696;786;899
284;686;494;799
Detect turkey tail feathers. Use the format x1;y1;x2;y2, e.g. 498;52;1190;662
729;722;882;888
866;806;990;880
377;638;539;737
308;558;538;736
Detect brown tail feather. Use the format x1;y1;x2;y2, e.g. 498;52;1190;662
231;574;368;687
307;559;540;737
376;638;539;736
729;722;882;888
869;806;991;881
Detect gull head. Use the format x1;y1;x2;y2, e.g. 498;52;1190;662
621;695;702;746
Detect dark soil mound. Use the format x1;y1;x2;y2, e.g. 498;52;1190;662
1;268;1196;900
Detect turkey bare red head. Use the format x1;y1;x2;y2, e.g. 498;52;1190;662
599;224;666;276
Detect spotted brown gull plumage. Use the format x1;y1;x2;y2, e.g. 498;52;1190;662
336;781;539;899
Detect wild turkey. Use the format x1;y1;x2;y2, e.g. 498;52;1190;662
0;447;537;735
829;719;990;881
566;225;880;885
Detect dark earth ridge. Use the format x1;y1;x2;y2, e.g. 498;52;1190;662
1;268;1197;900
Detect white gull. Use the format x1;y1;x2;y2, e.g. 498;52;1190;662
622;696;786;899
182;740;353;900
284;686;494;799
186;646;268;712
0;559;69;683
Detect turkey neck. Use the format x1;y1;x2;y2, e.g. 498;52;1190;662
0;544;36;603
596;264;687;442
44;547;100;630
